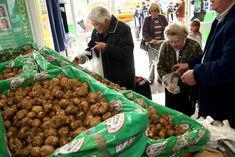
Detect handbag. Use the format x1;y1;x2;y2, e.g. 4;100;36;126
91;49;104;77
140;39;149;51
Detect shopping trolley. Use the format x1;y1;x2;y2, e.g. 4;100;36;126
145;43;161;82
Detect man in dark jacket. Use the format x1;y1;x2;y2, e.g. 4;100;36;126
177;0;235;127
85;6;136;90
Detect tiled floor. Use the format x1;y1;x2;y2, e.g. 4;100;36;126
133;38;165;106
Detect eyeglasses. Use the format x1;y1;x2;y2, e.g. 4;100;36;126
150;10;158;13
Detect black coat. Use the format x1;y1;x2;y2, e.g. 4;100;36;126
86;15;136;90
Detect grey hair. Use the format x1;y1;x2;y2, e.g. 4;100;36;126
87;6;111;23
164;22;189;39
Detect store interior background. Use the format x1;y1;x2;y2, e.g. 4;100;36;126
55;0;216;105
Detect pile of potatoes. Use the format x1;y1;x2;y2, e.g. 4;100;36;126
0;76;120;157
0;68;23;80
147;106;188;140
0;44;35;63
124;96;188;140
87;72;126;91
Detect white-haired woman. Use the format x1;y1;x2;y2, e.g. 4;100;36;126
79;6;136;90
157;22;202;116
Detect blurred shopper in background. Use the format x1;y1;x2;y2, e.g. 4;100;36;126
134;5;142;39
141;1;149;23
76;6;136;90
189;19;202;47
142;3;168;84
157;22;202;116
180;0;235;127
176;0;185;22
167;2;175;22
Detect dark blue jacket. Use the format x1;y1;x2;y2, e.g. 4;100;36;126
86;16;135;90
189;4;235;127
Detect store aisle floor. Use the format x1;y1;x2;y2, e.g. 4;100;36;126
133;38;165;106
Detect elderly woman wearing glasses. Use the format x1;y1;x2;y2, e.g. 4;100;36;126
157;22;202;116
142;3;168;84
76;6;135;90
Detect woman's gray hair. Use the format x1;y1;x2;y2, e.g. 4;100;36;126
164;22;189;39
87;6;111;23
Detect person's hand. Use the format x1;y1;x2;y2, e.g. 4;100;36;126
150;39;159;45
171;63;189;76
73;55;88;64
92;42;107;51
180;70;196;86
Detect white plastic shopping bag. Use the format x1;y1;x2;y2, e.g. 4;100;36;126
196;116;235;149
91;49;103;77
162;72;180;94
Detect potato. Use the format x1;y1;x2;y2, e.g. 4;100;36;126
50;115;69;128
44;136;59;147
3;120;11;129
3;108;15;120
32;136;43;147
102;112;112;121
65;105;78;115
74;87;88;97
148;106;157;116
72;98;80;106
87;92;99;104
42;116;51;122
37;111;46;119
90;117;101;127
30;147;41;157
44;91;53;100
26;111;36;119
6;129;17;139
58;99;70;109
58;127;69;137
16;109;28;120
0;99;6;109
50;78;60;87
71;127;87;138
80;101;89;112
90;104;100;115
8;138;23;152
63;90;73;99
21;99;33;110
21;118;33;127
70;120;82;130
150;114;159;124
59;137;71;146
51;88;63;98
44;128;57;137
32;83;42;92
99;102;108;114
41;121;52;130
31;119;41;127
81;82;89;90
41;145;54;156
31;106;43;113
60;77;72;90
15;149;30;157
76;111;86;121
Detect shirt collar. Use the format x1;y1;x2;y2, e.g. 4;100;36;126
217;3;235;23
108;15;118;33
